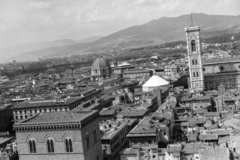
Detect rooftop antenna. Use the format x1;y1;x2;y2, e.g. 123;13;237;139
191;13;194;26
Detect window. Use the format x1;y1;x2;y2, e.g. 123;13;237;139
193;72;196;77
29;139;36;153
25;115;27;119
220;66;224;71
65;138;73;152
93;128;97;143
195;59;198;65
86;133;90;148
192;59;195;65
47;139;54;153
196;72;199;77
191;40;196;51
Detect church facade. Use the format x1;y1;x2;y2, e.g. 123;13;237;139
184;24;240;91
203;57;240;90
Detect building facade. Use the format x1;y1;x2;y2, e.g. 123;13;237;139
203;57;240;90
14;110;103;160
100;119;137;160
185;26;204;91
12;97;83;123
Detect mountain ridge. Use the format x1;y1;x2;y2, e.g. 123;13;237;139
3;13;240;62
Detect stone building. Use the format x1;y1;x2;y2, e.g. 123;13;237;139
14;110;102;160
203;57;240;90
91;57;112;81
100;119;137;160
12;97;83;123
185;25;204;91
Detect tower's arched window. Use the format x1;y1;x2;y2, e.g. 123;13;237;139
29;139;36;153
196;72;199;77
192;59;195;65
47;138;54;153
193;72;196;77
191;40;196;52
195;59;198;65
65;138;73;152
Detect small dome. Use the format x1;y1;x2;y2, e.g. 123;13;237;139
92;57;111;70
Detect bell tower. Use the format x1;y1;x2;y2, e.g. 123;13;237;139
185;25;204;91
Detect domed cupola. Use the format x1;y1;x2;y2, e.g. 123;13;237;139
91;57;112;80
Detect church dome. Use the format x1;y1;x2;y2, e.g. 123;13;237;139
91;57;111;70
91;57;112;80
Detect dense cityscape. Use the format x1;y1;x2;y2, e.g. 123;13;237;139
1;0;240;160
0;23;240;160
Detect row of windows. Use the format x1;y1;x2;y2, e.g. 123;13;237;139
29;138;73;153
123;73;148;77
110;125;128;145
15;108;69;120
14;107;69;115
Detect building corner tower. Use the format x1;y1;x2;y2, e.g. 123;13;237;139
185;26;204;91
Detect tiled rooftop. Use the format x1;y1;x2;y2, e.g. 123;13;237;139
12;97;82;109
200;147;229;160
100;119;135;139
21;111;92;123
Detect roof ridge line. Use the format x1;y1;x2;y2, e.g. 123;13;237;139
71;112;77;121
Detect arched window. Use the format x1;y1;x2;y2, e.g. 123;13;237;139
195;59;198;65
86;133;90;148
191;40;196;52
93;128;97;143
47;138;54;153
65;138;73;152
196;72;199;77
192;59;195;65
29;139;36;153
193;72;196;77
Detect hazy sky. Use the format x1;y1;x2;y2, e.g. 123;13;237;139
0;0;240;49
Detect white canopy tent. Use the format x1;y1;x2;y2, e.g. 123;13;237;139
142;75;170;92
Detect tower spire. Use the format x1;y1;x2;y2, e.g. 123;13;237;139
191;13;194;26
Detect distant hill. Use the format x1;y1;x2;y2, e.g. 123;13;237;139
77;36;104;43
0;39;77;62
5;13;240;62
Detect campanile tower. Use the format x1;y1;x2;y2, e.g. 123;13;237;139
185;25;204;91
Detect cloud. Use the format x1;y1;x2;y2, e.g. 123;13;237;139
28;1;51;9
